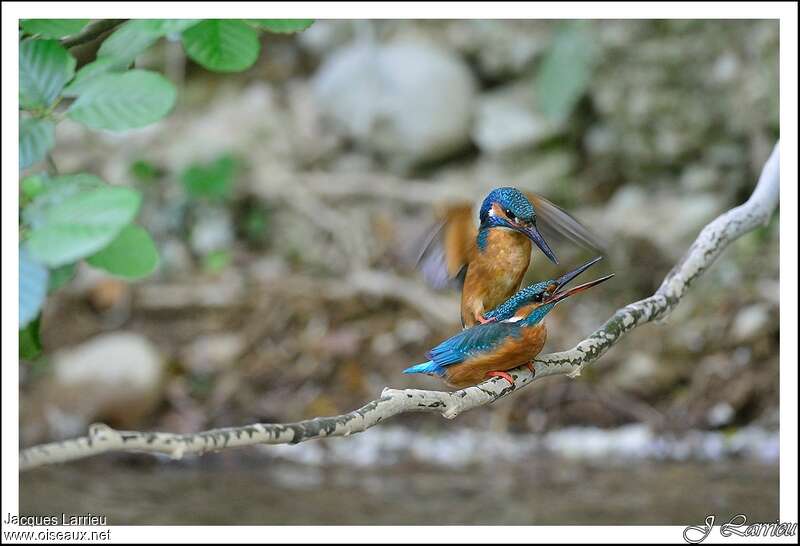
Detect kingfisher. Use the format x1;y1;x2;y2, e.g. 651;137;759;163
416;187;605;328
403;257;613;389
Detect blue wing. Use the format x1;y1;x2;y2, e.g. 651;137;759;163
426;322;521;369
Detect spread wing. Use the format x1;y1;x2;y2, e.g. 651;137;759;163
427;322;520;368
415;204;476;290
526;192;608;254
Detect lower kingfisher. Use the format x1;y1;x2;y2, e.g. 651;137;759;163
404;257;613;389
416;187;605;329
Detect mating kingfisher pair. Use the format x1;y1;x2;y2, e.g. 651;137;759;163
404;187;613;388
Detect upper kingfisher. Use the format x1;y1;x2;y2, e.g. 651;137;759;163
416;187;605;328
403;257;612;389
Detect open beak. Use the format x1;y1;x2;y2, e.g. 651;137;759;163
552;256;604;293
543;256;613;305
544;274;614;305
521;223;558;264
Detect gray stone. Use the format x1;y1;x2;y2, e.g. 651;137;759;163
731;304;772;343
473;80;562;154
181;332;245;374
190;207;234;256
587;186;724;258
312;40;476;168
22;332;165;443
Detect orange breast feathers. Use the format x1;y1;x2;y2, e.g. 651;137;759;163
461;229;533;327
443;323;547;388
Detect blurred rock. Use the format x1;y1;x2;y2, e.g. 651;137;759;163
473;80;562;154
586;20;777;191
444;20;549;80
680;164;720;191
190;207;235;256
591;186;724;258
707;402;735;427
181;332;245;374
84;277;125;309
310;327;363;359
159;237;194;275
63;265;132;325
611;352;659;391
298;20;355;57
246;256;290;283
730;304;772;343
312;40;476;169
22;332;165;444
394;319;430;345
370;332;398;356
162;82;290;174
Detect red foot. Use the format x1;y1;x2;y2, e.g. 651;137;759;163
485;370;515;385
476;314;496;325
526;362;535;375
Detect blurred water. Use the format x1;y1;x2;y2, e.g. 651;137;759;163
20;457;777;525
260;425;780;467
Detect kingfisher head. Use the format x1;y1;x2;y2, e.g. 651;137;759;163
478;187;558;264
484;256;613;323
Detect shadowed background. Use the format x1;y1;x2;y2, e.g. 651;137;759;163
20;19;779;525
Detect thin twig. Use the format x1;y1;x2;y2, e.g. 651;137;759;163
60;19;126;49
18;143;780;471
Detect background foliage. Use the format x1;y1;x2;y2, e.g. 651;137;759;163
18;19;313;357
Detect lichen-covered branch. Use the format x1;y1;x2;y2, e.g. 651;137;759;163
19;143;780;472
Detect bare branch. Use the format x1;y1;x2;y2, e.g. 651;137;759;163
18;143;780;471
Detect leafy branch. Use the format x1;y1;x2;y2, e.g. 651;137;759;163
18;18;314;358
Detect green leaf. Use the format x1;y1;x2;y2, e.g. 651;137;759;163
250;19;314;33
130;159;159;182
98;19;172;64
48;263;77;292
21;174;47;203
20;316;43;360
67;69;177;131
25;185;141;267
203;249;230;275
97;20;201;64
62;56;128;97
535;21;595;123
181;19;259;72
148;19;200;36
99;19;201;62
19;117;55;170
20;248;49;328
87;224;159;279
181;155;237;199
20;19;89;38
22;173;105;228
19;39;76;110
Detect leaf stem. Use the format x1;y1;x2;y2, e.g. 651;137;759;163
60;19;127;49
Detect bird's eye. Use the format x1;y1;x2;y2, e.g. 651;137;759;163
505;209;516;221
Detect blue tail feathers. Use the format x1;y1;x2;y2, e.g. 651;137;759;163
402;360;443;376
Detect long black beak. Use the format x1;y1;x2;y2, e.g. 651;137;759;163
522;223;558;264
545;271;614;305
552;256;605;294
